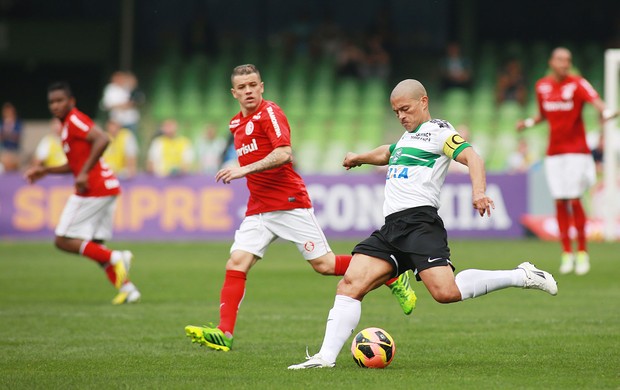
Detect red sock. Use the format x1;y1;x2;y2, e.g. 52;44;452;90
570;199;587;252
81;241;112;264
334;255;352;275
218;270;247;335
102;263;131;287
103;263;117;286
555;200;572;253
385;276;398;285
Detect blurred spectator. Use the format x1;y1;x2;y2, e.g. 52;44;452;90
335;37;366;79
440;42;472;91
361;34;391;80
183;12;219;58
506;138;534;173
103;119;138;179
101;71;142;135
195;123;226;175
0;102;22;173
32;118;67;168
147;119;194;177
311;14;342;58
496;58;527;106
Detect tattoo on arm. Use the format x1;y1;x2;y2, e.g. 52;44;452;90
244;147;292;174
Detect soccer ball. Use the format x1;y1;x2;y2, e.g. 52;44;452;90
351;327;396;368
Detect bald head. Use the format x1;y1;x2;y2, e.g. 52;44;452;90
550;47;571;61
549;47;572;80
391;79;427;100
390;79;430;131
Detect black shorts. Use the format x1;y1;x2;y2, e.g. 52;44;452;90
352;206;453;281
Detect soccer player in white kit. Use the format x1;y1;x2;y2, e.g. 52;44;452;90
517;47;618;275
289;79;558;369
185;64;416;352
24;82;140;304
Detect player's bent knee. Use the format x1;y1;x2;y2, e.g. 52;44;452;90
226;251;258;272
309;258;334;275
336;275;372;300
54;236;70;252
429;288;461;304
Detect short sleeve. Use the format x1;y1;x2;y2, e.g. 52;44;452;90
264;104;291;148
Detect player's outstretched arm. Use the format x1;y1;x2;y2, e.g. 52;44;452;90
455;147;495;217
516;114;543;132
24;163;71;184
343;145;391;170
591;98;619;123
216;145;292;184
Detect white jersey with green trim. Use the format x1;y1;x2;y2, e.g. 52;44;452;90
383;119;470;217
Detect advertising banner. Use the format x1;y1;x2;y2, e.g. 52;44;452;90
0;172;527;240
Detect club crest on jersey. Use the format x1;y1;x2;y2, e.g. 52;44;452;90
245;121;254;135
390;148;403;164
561;83;576;100
304;241;315;252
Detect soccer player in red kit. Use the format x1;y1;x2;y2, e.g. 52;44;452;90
24;82;140;304
517;48;617;275
185;64;416;351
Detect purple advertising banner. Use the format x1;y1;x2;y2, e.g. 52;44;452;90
0;172;527;240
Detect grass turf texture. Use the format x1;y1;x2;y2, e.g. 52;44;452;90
0;239;618;389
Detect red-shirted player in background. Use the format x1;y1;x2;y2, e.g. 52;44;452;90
185;64;416;351
24;82;140;304
517;48;617;275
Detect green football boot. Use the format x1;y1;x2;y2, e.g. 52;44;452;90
387;270;417;315
185;324;233;351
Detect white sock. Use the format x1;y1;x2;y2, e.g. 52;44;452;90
109;250;123;265
455;269;526;300
120;281;137;293
317;295;361;363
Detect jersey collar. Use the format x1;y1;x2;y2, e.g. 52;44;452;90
409;120;429;133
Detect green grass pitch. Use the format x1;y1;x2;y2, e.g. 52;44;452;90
1;239;619;389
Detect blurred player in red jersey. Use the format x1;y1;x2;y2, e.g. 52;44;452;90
185;64;416;351
24;82;140;304
517;48;618;275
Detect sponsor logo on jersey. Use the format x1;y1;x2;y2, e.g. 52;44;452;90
386;166;409;179
70;114;90;132
537;83;553;94
579;78;598;98
245;121;254;135
229;119;240;129
542;100;574;112
266;106;282;137
104;179;120;189
236;138;258;157
253;112;262;120
411;132;432;142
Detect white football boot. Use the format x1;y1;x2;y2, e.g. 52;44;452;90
518;262;558;296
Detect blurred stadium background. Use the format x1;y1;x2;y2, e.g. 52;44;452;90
1;0;619;240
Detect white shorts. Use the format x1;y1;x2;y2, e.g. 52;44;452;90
231;208;331;260
55;195;118;241
544;154;596;199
